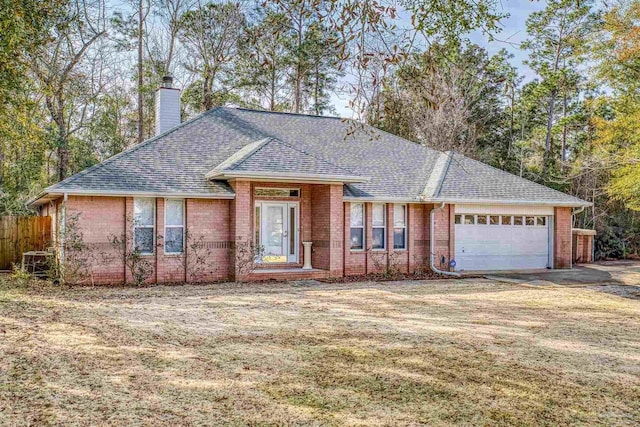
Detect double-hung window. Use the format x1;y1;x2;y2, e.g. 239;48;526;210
372;204;386;250
350;203;365;250
134;198;155;254
393;204;407;250
165;199;185;254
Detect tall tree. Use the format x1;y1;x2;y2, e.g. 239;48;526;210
371;43;513;156
28;0;107;181
178;1;245;111
238;10;292;111
522;0;598;174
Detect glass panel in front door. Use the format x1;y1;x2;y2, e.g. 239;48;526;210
263;204;287;263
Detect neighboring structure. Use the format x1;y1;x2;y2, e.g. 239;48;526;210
29;79;593;284
572;228;596;264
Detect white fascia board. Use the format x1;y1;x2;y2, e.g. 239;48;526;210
218;171;370;184
426;197;592;208
345;196;591;207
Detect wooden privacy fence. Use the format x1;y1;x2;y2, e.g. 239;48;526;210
0;216;52;270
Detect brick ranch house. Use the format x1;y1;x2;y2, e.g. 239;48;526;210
28;78;592;284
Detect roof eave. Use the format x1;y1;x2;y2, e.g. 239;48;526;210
28;189;236;206
424;197;592;208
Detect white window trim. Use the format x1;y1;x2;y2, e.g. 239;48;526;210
393;204;407;250
350;202;365;251
164;198;185;255
134;197;155;255
372;203;386;250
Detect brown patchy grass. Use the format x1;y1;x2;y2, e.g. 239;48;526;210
1;277;639;426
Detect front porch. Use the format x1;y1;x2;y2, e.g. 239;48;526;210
232;181;345;280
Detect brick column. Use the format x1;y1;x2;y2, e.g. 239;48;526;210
230;180;253;280
554;207;572;269
431;203;453;272
327;184;344;276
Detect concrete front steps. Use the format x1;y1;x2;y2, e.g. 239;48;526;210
247;268;330;281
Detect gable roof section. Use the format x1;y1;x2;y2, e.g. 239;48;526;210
30;107;590;207
430;152;588;206
206;137;368;182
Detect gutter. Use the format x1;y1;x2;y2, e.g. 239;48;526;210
430;202;461;277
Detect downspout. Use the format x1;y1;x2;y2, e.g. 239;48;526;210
430;202;460;277
570;206;586;269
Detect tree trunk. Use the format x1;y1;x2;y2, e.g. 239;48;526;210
137;0;144;144
202;71;213;111
269;64;276;111
561;91;568;165
543;88;557;175
293;12;303;113
314;64;320;115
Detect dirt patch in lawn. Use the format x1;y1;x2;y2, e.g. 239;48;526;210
1;277;639;426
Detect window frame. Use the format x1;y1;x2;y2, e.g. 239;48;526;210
393;204;407;250
350;202;365;251
164;198;185;255
254;187;300;198
372;203;386;250
133;197;155;255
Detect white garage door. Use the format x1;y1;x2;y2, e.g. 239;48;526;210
454;214;550;271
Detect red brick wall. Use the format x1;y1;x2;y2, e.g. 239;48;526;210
310;184;343;276
59;195;233;285
430;203;455;272
554;207;572;269
186;198;232;282
573;234;593;264
343;202;427;277
409;204;428;273
66;196;127;284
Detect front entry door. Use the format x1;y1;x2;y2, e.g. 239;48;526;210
258;202;298;263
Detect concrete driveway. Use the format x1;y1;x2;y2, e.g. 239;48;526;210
489;260;640;285
487;260;640;299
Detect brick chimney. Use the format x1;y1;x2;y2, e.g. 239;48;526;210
155;75;181;135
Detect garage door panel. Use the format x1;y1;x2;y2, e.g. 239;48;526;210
454;218;549;271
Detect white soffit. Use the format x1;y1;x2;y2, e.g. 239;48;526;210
454;204;554;216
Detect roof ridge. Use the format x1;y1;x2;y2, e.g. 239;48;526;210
46;107;224;192
232;107;345;120
212;137;273;173
421;151;453;199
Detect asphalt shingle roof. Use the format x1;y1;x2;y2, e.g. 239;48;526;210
208;137;363;178
39;107;589;207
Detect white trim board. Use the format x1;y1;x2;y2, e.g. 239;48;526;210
455;204;554;216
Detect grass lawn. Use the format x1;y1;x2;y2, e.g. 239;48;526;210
1;277;639;426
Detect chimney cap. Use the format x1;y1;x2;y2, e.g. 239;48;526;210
161;75;173;88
